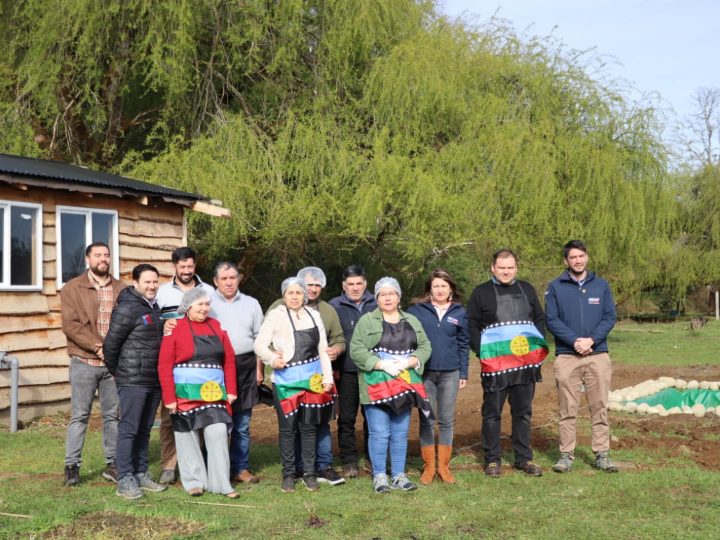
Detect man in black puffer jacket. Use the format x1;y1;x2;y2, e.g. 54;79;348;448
104;263;167;500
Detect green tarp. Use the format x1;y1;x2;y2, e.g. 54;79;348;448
631;388;720;408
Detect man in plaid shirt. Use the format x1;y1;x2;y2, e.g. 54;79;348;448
61;242;127;487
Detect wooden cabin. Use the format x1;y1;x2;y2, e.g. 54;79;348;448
0;153;228;425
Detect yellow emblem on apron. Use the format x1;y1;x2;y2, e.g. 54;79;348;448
309;373;324;393
510;335;530;356
200;381;224;402
399;369;411;384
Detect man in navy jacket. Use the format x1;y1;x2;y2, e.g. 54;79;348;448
545;240;618;473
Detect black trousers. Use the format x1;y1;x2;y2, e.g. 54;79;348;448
336;371;369;465
116;385;162;479
481;382;535;465
272;384;316;478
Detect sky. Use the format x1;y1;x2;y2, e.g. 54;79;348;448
439;0;720;133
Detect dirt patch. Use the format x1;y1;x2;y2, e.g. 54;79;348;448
250;361;720;470
39;511;204;539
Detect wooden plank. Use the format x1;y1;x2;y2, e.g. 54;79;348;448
47;294;61;312
43;260;57;279
43;279;57;295
191;200;230;218
119;245;174;262
120;260;174;277
119;233;183;250
119;218;183;238
0;382;70;409
43;243;56;262
0;366;68;388
0;293;48;315
43;226;56;244
7;348;69;368
0;313;63;334
0;328;66;352
0;399;71;424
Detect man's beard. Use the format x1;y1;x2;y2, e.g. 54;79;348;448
177;273;195;285
90;263;109;277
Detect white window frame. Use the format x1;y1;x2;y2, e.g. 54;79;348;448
55;205;120;289
0;200;43;291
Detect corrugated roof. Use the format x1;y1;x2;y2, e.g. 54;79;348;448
0;153;202;200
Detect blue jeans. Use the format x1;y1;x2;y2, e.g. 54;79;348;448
419;370;460;447
364;405;411;477
294;421;332;472
116;386;162;478
230;408;253;475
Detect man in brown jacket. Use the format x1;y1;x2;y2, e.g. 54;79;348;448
61;242;127;487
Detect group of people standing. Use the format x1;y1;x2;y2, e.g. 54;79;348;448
60;238;618;499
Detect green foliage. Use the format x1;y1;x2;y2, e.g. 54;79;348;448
0;0;696;304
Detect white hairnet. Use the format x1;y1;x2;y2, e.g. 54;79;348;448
281;276;308;303
374;276;401;298
178;287;211;314
297;266;326;288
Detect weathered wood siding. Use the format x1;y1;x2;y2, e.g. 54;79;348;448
0;183;186;424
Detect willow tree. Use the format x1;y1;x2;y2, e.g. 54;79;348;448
1;1;682;305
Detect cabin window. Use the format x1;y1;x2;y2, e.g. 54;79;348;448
56;206;119;288
0;201;42;290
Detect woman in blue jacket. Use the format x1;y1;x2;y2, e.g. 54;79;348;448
408;269;469;484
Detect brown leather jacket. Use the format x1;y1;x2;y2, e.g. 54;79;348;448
60;271;127;360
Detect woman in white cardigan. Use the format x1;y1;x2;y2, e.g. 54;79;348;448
254;277;334;493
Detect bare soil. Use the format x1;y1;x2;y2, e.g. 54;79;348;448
249;361;720;471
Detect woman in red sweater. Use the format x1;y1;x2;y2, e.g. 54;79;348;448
159;287;238;498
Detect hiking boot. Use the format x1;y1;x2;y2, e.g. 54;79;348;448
595;452;619;473
302;474;319;491
102;462;118;483
159;469;176;485
134;471;167;492
373;473;391;494
483;462;502;478
231;469;260;484
515;461;543;477
116;474;143;500
390;473;417;491
281;476;295;493
317;466;346;486
343;463;359;479
64;464;80;487
552;452;574;473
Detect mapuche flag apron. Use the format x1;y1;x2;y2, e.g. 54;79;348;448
479;282;548;392
364;319;433;418
273;308;336;424
171;321;232;432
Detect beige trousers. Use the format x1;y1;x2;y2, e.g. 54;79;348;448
554;353;612;454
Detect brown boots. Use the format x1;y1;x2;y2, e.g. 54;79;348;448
420;445;456;484
420;445;436;485
437;445;456;484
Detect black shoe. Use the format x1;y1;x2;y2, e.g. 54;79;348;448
483;462;502;478
343;463;359;479
317;467;346;486
294;469;304;481
102;462;118;483
64;464;80;487
281;476;295;493
514;461;543;477
302;474;319;491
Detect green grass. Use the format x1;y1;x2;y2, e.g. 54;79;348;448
2;320;720;539
607;319;720;366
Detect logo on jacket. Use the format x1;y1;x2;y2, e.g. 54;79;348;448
447;316;460;326
588;297;600;305
141;314;153;325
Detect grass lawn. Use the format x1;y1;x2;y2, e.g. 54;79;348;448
1;320;719;539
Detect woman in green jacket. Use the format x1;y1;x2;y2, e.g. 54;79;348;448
350;277;432;493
